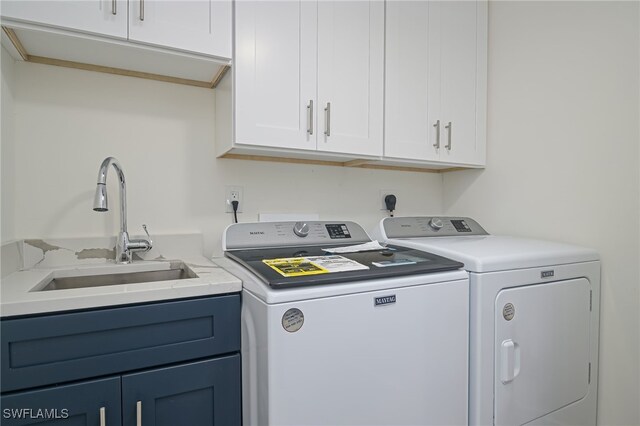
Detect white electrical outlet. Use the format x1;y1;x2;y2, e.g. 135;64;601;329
379;189;398;210
225;186;244;213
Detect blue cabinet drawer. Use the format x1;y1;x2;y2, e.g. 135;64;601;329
1;295;240;392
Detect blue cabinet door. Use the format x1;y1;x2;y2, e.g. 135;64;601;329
122;354;241;426
1;377;121;426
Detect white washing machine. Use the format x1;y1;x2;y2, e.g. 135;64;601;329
217;221;470;426
372;217;600;426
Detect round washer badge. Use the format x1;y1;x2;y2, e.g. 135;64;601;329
282;308;304;333
503;303;515;321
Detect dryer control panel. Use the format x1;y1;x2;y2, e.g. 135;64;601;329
381;217;488;239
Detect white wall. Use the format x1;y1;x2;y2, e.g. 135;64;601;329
4;60;443;256
443;2;640;425
1;46;17;243
2;2;639;425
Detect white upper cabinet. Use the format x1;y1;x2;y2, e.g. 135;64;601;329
128;0;231;58
230;0;384;159
1;0;128;39
317;1;384;157
234;0;317;151
385;0;487;166
1;0;231;60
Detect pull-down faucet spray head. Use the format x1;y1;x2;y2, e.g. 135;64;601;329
93;183;108;212
93;156;124;214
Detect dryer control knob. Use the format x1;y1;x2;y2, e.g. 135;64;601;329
429;218;444;231
293;222;310;237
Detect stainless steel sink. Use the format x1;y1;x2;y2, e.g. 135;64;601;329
37;265;198;291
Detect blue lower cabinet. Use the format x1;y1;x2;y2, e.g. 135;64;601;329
1;296;241;426
122;354;241;426
0;377;121;426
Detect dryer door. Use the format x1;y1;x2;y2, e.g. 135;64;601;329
494;278;591;426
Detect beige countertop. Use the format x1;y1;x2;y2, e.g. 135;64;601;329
0;234;242;317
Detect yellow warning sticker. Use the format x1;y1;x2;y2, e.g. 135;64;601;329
262;257;330;277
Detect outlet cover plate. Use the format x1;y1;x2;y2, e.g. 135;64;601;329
379;189;398;210
225;185;243;213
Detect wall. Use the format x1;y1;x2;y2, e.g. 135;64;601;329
1;46;17;243
2;2;639;425
443;2;640;425
4;60;443;256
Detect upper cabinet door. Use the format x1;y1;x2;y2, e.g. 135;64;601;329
385;1;439;161
1;0;128;38
384;0;486;166
317;1;384;157
128;0;231;58
234;0;318;151
437;0;487;165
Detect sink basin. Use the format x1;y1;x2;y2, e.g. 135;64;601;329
36;265;198;291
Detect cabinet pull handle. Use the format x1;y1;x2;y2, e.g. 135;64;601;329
111;0;116;15
136;401;142;426
307;100;313;135
445;121;452;150
100;407;106;426
139;0;144;21
433;120;440;148
324;102;331;137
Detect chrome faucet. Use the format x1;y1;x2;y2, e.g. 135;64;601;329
93;157;152;264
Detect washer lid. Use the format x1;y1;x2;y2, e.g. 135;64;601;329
215;257;469;305
225;244;463;289
384;235;599;273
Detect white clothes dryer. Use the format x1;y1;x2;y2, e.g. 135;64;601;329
373;217;600;426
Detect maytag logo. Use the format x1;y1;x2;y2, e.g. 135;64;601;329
375;295;396;306
541;270;555;278
249;231;265;235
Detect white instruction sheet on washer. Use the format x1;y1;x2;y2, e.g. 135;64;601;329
322;241;386;254
305;255;369;272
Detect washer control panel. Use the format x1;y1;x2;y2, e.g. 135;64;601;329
381;217;488;239
225;221;370;250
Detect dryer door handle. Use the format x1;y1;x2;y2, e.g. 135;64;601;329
500;339;520;384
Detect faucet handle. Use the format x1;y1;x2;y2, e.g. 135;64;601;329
126;225;153;254
142;224;153;246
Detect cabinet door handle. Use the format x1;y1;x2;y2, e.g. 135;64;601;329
445;121;452;150
433;120;440;148
111;0;116;15
136;401;142;426
324;102;331;137
307;100;313;135
139;0;144;21
100;407;106;426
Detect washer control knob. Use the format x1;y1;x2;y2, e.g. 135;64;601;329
293;222;310;237
429;218;444;231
